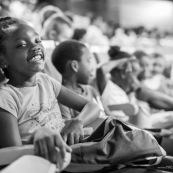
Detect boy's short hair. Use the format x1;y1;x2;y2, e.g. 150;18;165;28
0;17;25;54
52;40;86;74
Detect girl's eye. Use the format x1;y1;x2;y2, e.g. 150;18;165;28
17;44;27;48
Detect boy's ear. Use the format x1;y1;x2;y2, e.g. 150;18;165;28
47;30;57;40
70;60;79;72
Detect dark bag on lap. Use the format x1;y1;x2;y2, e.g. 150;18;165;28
71;117;165;166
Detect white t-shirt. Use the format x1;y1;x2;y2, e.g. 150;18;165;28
101;80;129;106
0;73;65;142
101;80;130;121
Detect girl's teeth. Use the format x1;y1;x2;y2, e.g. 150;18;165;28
30;55;42;62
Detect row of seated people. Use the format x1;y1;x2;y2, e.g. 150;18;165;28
31;5;173;131
43;40;173;130
0;16;173;173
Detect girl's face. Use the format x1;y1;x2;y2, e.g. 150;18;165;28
3;23;45;78
77;47;93;84
153;57;165;75
139;56;153;79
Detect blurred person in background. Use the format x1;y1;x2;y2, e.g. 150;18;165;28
151;53;173;97
135;50;173;97
72;28;87;43
41;13;74;83
134;50;154;83
0;0;12;17
41;14;73;42
84;15;109;46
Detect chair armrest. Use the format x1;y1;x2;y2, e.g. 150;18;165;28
0;145;34;166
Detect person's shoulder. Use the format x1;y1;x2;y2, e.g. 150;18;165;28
36;72;49;79
37;72;57;84
0;83;19;101
82;84;99;97
0;83;15;93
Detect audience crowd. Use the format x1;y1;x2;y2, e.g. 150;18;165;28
1;0;173;172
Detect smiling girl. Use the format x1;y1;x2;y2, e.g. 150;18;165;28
0;17;100;159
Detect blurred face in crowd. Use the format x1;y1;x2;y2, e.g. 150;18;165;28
44;19;74;42
152;57;165;75
54;23;74;42
111;58;139;93
138;55;153;79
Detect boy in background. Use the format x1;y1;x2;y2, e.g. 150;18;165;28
51;40;113;130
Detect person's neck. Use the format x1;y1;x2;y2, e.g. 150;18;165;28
7;73;37;88
63;76;80;92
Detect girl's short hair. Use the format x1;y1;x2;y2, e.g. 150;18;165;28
0;17;25;78
0;17;25;54
108;46;131;60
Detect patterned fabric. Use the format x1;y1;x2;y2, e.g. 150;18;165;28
0;73;65;142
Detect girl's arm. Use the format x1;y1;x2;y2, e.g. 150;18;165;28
0;108;22;148
96;59;127;95
136;87;173;111
58;86;100;145
0;108;72;163
58;85;100;127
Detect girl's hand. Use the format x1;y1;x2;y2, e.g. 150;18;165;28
61;119;84;145
29;127;72;164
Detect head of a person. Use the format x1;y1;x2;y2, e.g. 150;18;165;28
39;5;64;27
42;14;73;42
72;29;87;42
110;59;139;94
151;53;166;76
108;47;135;93
133;50;153;80
108;46;131;60
52;40;93;85
0;17;45;79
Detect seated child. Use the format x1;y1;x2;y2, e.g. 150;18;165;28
41;13;74;82
0;17;100;149
133;50;154;84
151;53;173;97
96;46;139;121
97;47;173;127
134;50;173;99
51;40;108;129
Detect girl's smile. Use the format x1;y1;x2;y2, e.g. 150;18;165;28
5;24;45;76
2;23;45;86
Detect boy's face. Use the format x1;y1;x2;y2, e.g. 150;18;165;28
76;47;93;84
3;23;45;77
